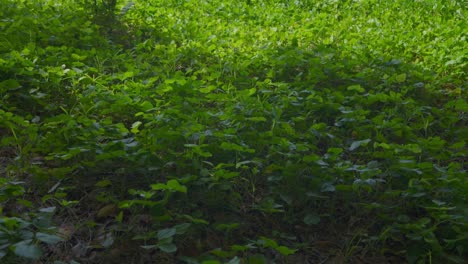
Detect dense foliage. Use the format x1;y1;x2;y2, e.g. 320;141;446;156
0;0;466;263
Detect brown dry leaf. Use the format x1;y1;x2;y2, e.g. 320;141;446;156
57;224;76;241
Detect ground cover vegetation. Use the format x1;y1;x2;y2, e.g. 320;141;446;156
0;0;466;263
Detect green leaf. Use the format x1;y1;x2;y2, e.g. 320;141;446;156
200;85;217;93
157;228;176;240
151;180;187;193
174;223;191;234
248;88;257;96
95;180;112;187
246;117;267;122
304;213;320;225
36;233;63;244
227;257;241;264
220;142;255;153
166;179;187;193
0;79;20;92
13;240;42;260
39;207;56;213
150;183;167;190
201;261;220;264
157;242;177;253
101;233;114;248
131;121;143;134
349;139;371;151
347;85;365;93
182;214;209;225
395;73;406;83
141;245;157;250
276;245;297;256
246;254;267;264
122;71;134;80
258;237;278;248
115;211;124;223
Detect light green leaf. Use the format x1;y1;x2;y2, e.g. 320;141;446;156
258;237;278;248
200;85;217;93
151;183;167;190
395;73;406;83
276;245;297;256
166;179;187;193
347;85;365;93
131;121;142;134
227;256;241;264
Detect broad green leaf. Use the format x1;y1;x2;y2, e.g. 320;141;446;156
395;73;406;83
182;214;209;224
150;183;167;190
220;142;255;153
258;237;278;248
304;213;320;225
13;240;42;260
201;261;220;264
200;85;217;93
276;245;297;256
347;85;365;93
157;228;176;240
97;204;118;218
36;233;63;244
157;242;177;253
141;245;157;249
227;256;241;264
166;179;187;193
122;71;134;80
115;211;124;223
131;121;142;134
248;88;257;96
95;180;112;187
39;207;56;213
0;79;20;92
246;117;267;122
101;233;114;248
246;254;267;264
174;223;191;234
349;139;371;151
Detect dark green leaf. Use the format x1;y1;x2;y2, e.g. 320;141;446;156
304;213;320;225
13;240;42;259
36;233;63;244
157;228;176;240
157;242;177;253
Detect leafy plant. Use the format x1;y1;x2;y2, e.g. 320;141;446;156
0;207;62;260
0;0;466;262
